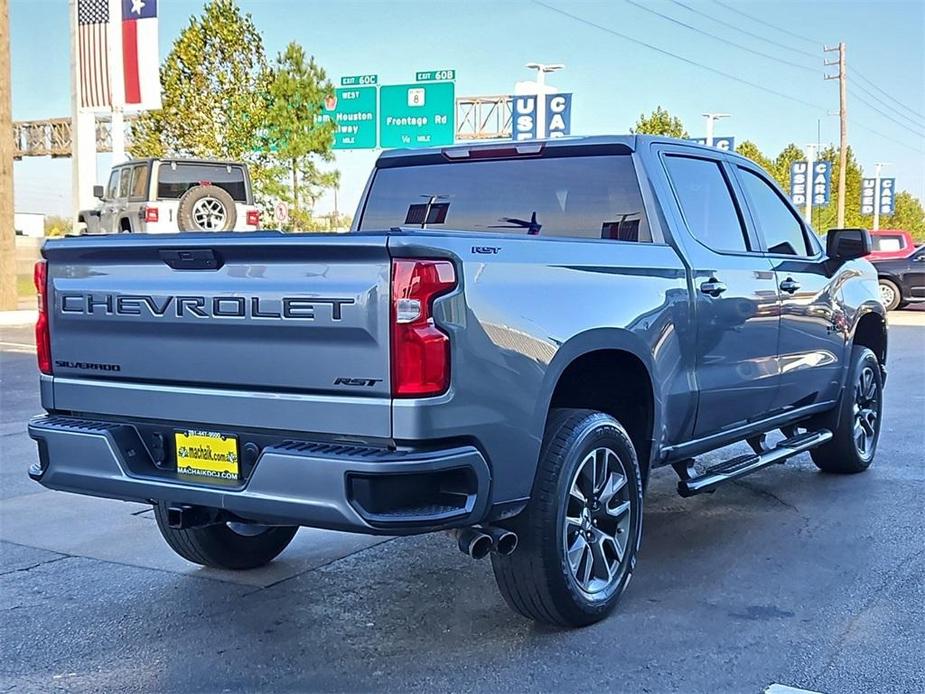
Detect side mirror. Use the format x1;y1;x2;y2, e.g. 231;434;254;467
93;184;105;199
826;228;871;262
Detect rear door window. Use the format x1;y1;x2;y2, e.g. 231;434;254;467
129;165;149;200
663;155;749;253
737;168;812;256
359;155;651;242
157;163;248;202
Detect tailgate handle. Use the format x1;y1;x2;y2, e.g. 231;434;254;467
159;249;223;271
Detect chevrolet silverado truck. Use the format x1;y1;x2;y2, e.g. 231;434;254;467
29;136;887;627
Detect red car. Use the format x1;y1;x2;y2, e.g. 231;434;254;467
867;229;916;260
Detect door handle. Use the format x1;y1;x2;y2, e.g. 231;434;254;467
780;277;801;294
700;278;727;297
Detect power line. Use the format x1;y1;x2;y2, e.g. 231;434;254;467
711;0;821;48
669;0;819;63
624;0;817;74
531;1;925;156
852;69;925;121
531;0;827;112
850;78;925;130
851;86;925;139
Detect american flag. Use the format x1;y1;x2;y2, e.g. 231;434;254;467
77;0;111;109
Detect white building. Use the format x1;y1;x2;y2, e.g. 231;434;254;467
14;212;45;238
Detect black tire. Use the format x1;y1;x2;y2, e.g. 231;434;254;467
153;503;298;569
810;346;883;474
490;409;644;627
177;184;237;231
878;278;901;311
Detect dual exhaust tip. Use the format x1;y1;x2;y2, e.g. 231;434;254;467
456;526;518;559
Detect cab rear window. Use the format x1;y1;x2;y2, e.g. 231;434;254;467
358;155;651;242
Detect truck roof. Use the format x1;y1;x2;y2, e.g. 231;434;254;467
377;134;751;166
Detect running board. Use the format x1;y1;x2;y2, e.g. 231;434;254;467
677;430;833;498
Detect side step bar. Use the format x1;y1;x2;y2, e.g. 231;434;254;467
677;429;833;498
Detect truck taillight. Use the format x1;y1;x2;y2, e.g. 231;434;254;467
246;209;260;227
390;259;456;397
144;206;159;223
34;260;52;375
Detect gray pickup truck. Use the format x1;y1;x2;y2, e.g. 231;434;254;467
29;136;886;627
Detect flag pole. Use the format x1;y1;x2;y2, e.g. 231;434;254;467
108;0;125;163
70;0;98;230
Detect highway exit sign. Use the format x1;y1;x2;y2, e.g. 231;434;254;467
379;81;455;148
415;69;456;82
341;74;378;86
317;86;377;149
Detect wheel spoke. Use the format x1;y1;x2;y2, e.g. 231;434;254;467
598;471;627;506
567;534;588;574
589;534;613;585
605;499;631;520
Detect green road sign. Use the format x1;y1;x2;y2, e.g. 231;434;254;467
415;69;455;82
379;81;455;149
341;74;378;87
318;86;377;149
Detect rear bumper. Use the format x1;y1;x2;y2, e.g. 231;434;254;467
28;415;491;535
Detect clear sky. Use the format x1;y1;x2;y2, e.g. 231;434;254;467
10;0;925;219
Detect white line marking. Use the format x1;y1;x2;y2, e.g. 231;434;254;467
765;685;823;694
0;341;36;354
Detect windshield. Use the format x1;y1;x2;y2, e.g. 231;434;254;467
359;155;651;242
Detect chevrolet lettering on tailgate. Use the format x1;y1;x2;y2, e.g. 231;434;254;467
59;294;356;320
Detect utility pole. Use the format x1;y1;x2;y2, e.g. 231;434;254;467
872;162;890;231
825;42;847;228
804;144;817;225
0;0;16;311
702;113;730;147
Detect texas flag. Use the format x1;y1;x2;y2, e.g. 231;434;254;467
118;0;160;110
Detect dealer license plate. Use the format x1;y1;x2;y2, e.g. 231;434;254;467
175;430;239;480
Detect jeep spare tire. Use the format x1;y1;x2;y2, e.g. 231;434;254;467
177;184;237;231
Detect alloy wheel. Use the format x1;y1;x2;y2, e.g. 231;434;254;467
191;197;227;230
879;282;896;308
563;447;633;596
853;365;880;460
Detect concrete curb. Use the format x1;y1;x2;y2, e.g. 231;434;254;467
0;310;38;326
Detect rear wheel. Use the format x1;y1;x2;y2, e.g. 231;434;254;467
878;279;901;311
811;346;883;474
490;409;644;627
153;502;298;569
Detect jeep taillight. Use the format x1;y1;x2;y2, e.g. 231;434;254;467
34;260;52;375
390;259;456;397
246;209;260;227
144;206;159;223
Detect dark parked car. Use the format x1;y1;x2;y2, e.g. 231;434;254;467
29;136;886;627
873;244;925;310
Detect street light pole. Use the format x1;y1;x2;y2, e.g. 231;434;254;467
804;144;817;224
524;62;564;138
702;112;730;147
872;162;890;231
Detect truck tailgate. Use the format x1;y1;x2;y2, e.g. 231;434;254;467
43;233;392;435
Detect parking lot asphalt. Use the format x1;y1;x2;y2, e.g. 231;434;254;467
1;311;923;693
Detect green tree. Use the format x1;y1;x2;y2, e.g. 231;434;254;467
735;140;773;171
261;42;338;229
879;191;925;240
769;143;805;191
630;106;688;138
130;0;270;165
